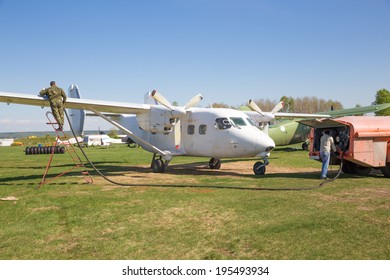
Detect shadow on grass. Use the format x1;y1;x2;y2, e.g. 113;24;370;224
1;159;382;191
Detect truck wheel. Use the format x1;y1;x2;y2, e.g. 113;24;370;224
342;160;355;174
381;162;390;178
350;162;371;176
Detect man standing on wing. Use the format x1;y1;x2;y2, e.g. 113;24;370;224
39;81;67;130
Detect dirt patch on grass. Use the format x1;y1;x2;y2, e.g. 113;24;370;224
313;186;390;215
31;206;60;212
92;160;320;189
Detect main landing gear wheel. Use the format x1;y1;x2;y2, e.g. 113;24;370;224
152;159;165;173
253;161;266;175
209;158;221;169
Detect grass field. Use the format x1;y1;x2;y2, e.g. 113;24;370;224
0;144;389;260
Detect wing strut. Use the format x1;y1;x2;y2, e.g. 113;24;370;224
90;109;172;161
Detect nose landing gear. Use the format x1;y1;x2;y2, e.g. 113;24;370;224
253;157;269;175
209;158;221;169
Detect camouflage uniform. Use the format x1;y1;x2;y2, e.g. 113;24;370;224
39;85;67;128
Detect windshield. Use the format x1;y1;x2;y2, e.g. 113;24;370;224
246;118;255;126
230;117;247;127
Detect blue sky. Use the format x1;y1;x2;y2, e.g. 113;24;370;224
1;0;389;132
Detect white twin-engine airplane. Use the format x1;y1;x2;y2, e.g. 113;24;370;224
0;85;276;175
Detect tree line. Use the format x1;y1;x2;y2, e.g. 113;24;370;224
211;96;343;113
209;89;390;116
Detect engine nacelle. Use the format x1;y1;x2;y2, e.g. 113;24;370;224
137;107;178;133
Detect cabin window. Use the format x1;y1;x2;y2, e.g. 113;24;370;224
215;117;232;129
199;124;207;135
230;117;247;127
187;125;195;135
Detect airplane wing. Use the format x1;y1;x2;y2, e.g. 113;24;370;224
320;103;390;117
0;91;150;114
244;111;331;121
273;103;390;118
273;112;331;118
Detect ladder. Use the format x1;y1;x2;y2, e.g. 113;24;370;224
39;111;93;188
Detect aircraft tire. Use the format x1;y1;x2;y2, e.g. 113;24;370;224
302;142;309;151
253;161;266;175
380;162;390;178
209;158;221;169
152;159;165;173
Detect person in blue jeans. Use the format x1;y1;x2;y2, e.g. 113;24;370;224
320;129;336;179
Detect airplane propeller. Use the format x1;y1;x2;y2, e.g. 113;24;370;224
184;94;203;109
151;90;203;111
271;101;284;114
248;100;284;123
151;90;175;110
248;99;265;116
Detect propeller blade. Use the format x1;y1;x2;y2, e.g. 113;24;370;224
271;101;284;114
151;90;174;110
248;99;265;116
184;94;203;109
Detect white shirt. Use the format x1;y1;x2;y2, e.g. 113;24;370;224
320;134;336;153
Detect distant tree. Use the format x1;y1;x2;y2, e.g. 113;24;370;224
279;96;295;112
108;129;119;139
324;100;343;111
250;98;278;112
210;102;231;108
291;97;342;113
375;89;390;116
172;101;179;106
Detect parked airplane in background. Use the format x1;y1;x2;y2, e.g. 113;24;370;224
82;134;120;147
242;102;390;150
0;85;276;175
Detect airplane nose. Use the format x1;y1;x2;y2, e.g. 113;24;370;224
255;132;275;156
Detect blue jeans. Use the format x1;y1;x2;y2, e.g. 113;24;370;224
320;151;330;178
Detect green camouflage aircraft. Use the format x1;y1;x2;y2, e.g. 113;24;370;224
242;103;390;150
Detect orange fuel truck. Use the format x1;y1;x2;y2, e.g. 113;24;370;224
300;116;390;177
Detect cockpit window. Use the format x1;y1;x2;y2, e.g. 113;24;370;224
215;118;232;129
246;118;255;126
230;117;247;127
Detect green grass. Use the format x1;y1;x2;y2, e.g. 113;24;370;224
0;144;389;259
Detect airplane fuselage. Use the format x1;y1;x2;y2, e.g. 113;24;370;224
118;107;275;158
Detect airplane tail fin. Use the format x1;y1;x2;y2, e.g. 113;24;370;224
67;84;86;136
